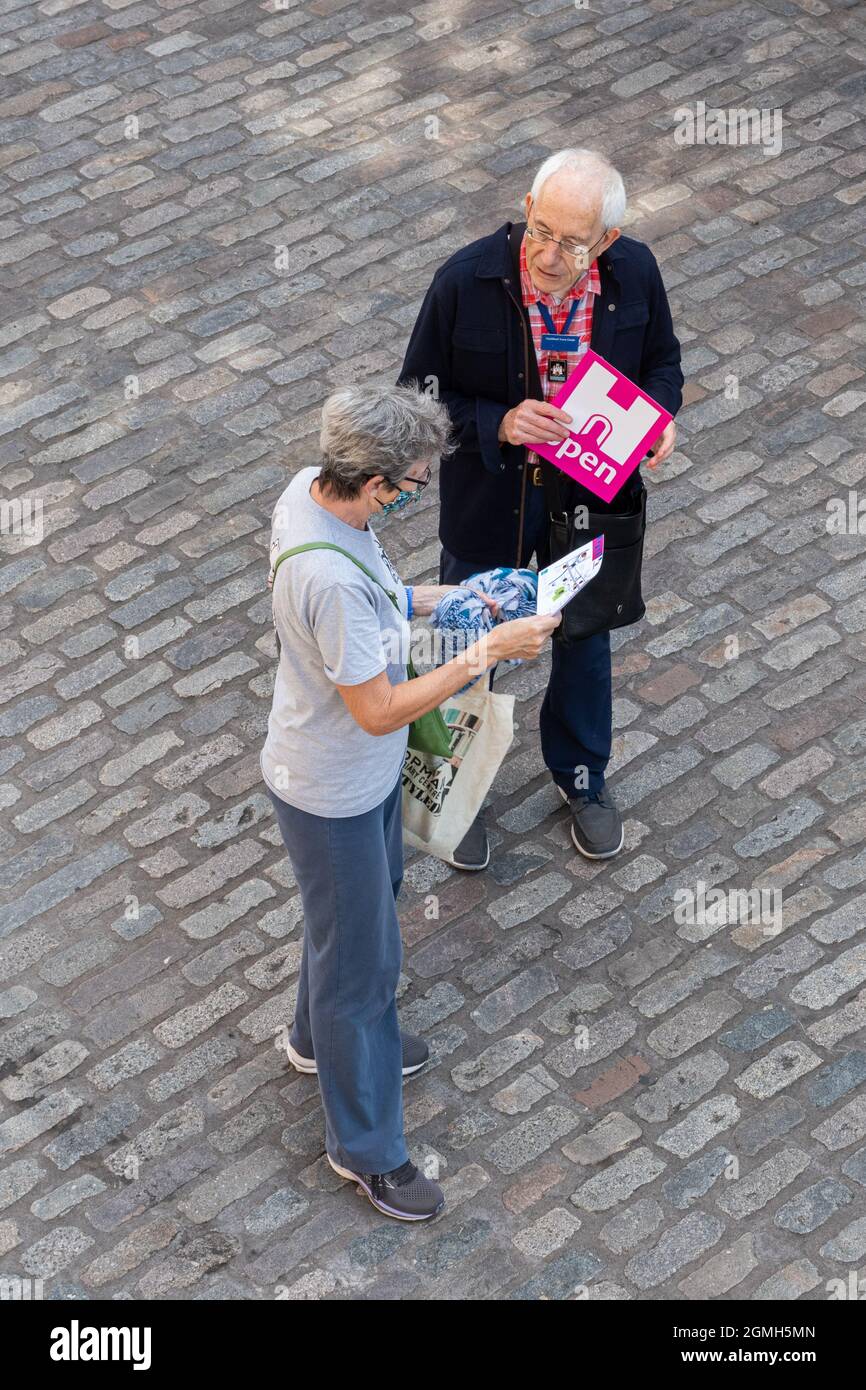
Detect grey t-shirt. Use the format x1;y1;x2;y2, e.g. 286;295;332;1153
260;466;410;817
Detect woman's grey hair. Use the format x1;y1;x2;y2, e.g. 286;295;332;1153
530;148;626;228
318;382;455;499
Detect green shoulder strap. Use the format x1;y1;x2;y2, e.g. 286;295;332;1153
271;543;451;758
272;542;400;610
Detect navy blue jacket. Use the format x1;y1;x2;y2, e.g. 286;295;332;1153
398;222;683;569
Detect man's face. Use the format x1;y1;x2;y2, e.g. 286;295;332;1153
523;176;619;297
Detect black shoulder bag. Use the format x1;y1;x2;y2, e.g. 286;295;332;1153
541;463;648;646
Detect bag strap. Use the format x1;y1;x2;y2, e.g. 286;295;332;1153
271;541;415;676
507;221;569;520
540;449;567;520
272;542;400;610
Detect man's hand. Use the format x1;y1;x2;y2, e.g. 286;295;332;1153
646;419;676;469
498;400;572;447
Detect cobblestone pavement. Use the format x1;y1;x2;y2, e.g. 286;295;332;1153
0;0;865;1304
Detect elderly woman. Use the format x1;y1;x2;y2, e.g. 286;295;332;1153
261;383;559;1222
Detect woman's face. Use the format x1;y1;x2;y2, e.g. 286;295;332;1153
369;461;433;517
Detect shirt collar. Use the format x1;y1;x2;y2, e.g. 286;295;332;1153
519;233;601;308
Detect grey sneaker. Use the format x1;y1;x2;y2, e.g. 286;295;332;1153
445;810;489;871
287;1031;429;1077
556;783;624;859
327;1154;445;1221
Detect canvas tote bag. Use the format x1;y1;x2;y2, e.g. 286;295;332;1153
401;682;514;860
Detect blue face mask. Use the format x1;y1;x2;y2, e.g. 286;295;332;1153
376;487;421;516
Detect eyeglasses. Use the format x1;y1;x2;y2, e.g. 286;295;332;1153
526;222;608;269
369;463;432;496
398;464;432;493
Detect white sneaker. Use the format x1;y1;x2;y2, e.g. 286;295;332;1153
286;1033;429;1077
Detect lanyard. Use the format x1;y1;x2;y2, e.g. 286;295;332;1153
536;297;580;337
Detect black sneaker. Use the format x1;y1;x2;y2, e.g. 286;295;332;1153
327;1154;445;1221
556;783;624;859
287;1031;429;1077
445;810;489;871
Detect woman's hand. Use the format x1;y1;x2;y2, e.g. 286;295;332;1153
486;613;561;662
410;583;500;619
464;584;500;619
336;612;559;737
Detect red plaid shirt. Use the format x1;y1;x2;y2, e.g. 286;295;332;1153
519;235;601;403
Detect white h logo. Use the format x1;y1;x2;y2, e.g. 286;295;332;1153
561;361;659;464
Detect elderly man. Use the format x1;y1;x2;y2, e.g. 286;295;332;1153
398;148;683;869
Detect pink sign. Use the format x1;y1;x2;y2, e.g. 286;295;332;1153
533;350;672;503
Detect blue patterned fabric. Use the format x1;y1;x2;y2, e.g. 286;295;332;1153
430;567;538;683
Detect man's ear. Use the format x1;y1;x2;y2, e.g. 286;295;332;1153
603;227;621;250
523;192;533;223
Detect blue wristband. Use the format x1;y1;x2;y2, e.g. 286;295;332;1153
406;586;413;619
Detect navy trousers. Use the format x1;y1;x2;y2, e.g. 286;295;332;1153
266;775;408;1174
439;483;612;797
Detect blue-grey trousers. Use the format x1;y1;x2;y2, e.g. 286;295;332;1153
266;775;408;1174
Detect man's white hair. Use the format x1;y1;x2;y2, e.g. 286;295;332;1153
530;149;626;228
